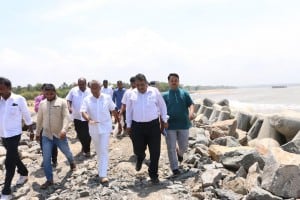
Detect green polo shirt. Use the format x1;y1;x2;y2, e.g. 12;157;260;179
162;88;194;130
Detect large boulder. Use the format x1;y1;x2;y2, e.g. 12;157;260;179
245;162;262;192
245;186;283;200
248;138;280;149
209;119;237;140
247;118;264;140
281;130;300;154
212;136;240;147
203;98;215;107
216;99;229;107
220;148;265;171
256;117;286;145
261;147;300;198
236;112;252;131
269;114;300;141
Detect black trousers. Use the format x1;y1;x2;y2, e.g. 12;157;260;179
40;129;58;163
131;118;161;179
2;135;28;195
74;119;91;153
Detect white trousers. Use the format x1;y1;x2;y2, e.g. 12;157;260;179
90;132;110;177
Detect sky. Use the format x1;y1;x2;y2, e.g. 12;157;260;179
1;0;300;87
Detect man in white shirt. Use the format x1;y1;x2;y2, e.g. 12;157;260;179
126;74;168;184
81;80;120;186
119;76;136;136
100;80;113;99
66;78;91;157
0;77;33;200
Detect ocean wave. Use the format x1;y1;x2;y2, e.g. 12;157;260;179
229;100;300;114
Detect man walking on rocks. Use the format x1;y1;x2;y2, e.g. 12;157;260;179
126;73;168;184
66;78;91;157
36;84;76;189
113;80;126;134
0;77;34;200
100;80;113;99
162;73;195;175
81;80;120;186
119;76;136;136
34;83;58;167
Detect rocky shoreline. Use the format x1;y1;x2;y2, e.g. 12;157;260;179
1;98;300;199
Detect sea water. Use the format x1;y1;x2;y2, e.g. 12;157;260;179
191;85;300;114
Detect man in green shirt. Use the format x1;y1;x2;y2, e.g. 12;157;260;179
162;73;195;175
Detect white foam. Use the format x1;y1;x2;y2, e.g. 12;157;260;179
230;100;300;115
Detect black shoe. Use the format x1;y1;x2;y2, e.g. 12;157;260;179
52;161;57;168
177;153;183;163
172;169;181;175
150;177;160;184
40;180;54;189
135;160;143;171
70;163;76;171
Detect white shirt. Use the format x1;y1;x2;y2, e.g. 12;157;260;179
66;86;91;120
125;86;168;128
80;93;116;134
0;93;32;138
101;87;114;99
121;88;133;104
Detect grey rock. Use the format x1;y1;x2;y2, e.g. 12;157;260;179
245;186;283;200
203;98;215;107
262;164;300;198
236;112;252;132
215;188;244;200
201;169;222;187
247;118;264;140
217;99;229;107
281;139;300;154
235;166;247;178
213;136;240;147
221;149;265;171
269;114;300;141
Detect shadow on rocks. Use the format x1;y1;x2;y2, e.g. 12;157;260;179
129;177;169;199
32;171;73;199
30;167;46;178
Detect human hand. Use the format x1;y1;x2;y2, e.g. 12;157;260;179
60;131;66;139
88;119;99;125
189;113;196;120
126;128;132;135
36;133;40;141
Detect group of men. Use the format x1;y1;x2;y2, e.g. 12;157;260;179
0;73;194;200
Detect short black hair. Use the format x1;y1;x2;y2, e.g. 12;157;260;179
44;83;56;92
129;76;136;83
0;77;12;89
103;80;108;83
41;83;47;90
135;73;147;83
168;73;179;80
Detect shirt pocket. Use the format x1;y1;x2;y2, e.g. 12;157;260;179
146;95;156;106
8;106;20;116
